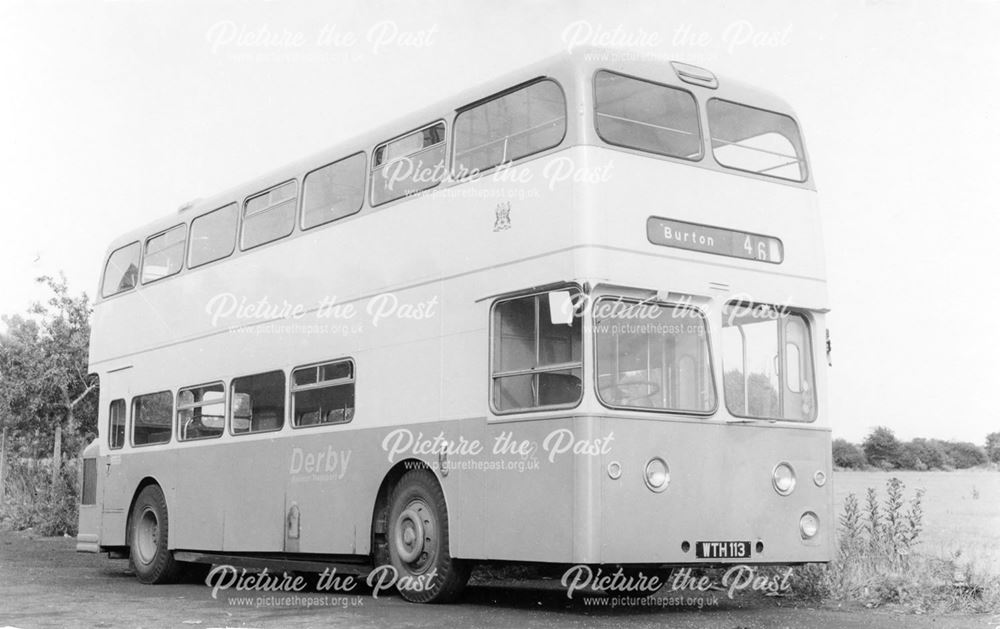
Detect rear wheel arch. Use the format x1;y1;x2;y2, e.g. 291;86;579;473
371;460;450;563
125;477;167;546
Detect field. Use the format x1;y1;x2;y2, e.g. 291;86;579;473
834;470;1000;576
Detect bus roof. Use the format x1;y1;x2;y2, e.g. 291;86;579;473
103;47;803;255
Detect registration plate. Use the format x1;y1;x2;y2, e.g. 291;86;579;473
695;541;751;559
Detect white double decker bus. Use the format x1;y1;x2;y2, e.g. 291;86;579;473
77;48;832;603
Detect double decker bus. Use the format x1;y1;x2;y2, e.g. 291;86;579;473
77;48;832;603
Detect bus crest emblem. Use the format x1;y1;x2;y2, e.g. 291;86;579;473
494;202;511;232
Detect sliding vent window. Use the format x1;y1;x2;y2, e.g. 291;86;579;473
454;79;566;175
132;391;172;446
142;225;186;283
292;360;355;427
302;153;366;229
595;71;702;160
371;122;446;205
492;291;582;413
241;181;297;250
707;99;806;181
189;204;237;268
101;242;140;298
721;304;815;421
178;383;225;441
595;300;715;412
231;370;285;434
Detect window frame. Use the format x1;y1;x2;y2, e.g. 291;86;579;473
300;152;367;231
488;286;584;416
187;203;239;269
592;296;718;416
452;77;568;178
706;97;808;183
370;120;448;207
140;223;187;285
720;302;817;423
228;369;287;437
592;69;704;163
108;398;126;450
239;180;299;252
130;390;174;448
290;358;356;429
176;381;227;442
100;241;141;299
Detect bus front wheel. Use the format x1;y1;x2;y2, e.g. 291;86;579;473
386;469;470;603
129;485;181;584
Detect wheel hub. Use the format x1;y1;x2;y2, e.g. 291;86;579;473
135;507;159;565
393;499;436;568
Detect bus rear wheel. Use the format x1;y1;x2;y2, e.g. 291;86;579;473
129;485;182;584
386;469;470;603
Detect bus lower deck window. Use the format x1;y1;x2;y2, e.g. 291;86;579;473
491;291;582;413
292;360;355;427
231;370;286;434
132;391;173;446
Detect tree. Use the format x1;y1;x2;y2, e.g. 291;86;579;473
862;426;902;469
897;441;927;470
986;432;1000;464
0;276;97;491
0;314;47;497
901;438;950;470
30;275;98;484
832;438;867;469
941;441;987;469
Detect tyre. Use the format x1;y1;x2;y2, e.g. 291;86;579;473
129;485;182;584
386;469;470;603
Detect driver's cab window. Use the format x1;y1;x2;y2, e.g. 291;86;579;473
594;298;715;413
721;304;815;421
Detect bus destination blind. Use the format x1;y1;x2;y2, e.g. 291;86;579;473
646;216;783;264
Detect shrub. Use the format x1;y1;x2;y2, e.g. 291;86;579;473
940;442;987;469
832;439;868;469
791;478;999;613
863;427;902;469
0;458;79;536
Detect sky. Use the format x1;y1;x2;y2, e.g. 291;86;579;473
1;0;998;443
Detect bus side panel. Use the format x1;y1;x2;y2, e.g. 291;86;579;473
101;449;179;547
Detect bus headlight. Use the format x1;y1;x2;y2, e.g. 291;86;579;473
799;512;819;539
772;463;796;496
813;470;827;487
644;457;670;492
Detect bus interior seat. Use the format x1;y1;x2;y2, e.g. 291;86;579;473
253;408;281;431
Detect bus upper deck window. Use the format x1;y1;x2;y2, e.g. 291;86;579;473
454;79;566;175
302;153;366;230
594;70;702;161
371;122;446;206
189;203;238;268
707;99;807;182
101;242;140;298
241;181;298;250
142;224;186;284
